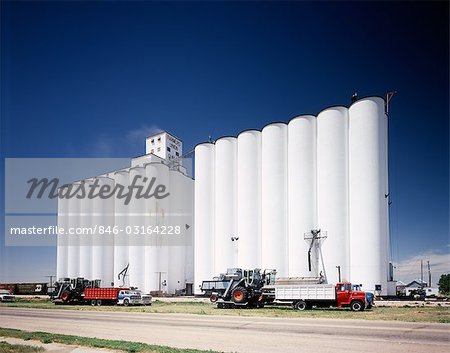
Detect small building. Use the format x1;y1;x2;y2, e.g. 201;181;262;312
402;279;438;298
145;131;182;161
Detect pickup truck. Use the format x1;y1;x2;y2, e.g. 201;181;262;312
269;281;373;311
0;289;15;303
117;290;152;306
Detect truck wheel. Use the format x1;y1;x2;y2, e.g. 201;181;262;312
351;300;364;312
210;294;218;303
231;287;247;304
60;291;70;303
294;301;307;311
91;300;96;306
123;299;129;307
96;300;102;306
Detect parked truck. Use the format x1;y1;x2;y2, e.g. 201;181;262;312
50;277;151;306
266;281;374;311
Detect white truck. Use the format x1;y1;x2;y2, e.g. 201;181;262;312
0;289;15;302
269;282;373;311
117;290;152;306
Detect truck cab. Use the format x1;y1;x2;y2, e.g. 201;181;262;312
336;282;371;311
117;290;142;306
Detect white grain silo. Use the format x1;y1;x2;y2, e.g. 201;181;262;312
183;174;195;291
100;177;115;286
349;97;389;294
168;169;187;294
288;115;317;277
113;170;130;288
214;137;238;273
237;130;262;269
127;167;146;291
155;162;170;293
56;186;70;280
144;163;159;293
97;177;115;286
261;123;288;276
78;179;94;280
194;143;215;294
66;183;81;278
317;106;350;284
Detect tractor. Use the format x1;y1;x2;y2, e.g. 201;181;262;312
50;277;100;304
201;268;276;308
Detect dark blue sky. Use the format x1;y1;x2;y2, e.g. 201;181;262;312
1;1;448;282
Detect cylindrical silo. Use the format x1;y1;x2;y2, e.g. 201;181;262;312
154;163;170;294
101;177;115;286
91;177;114;286
349;97;389;294
183;175;195;289
168;169;187;294
128;167;146;291
317;106;350;284
261;123;288;276
288;115;317;277
144;163;159;294
214;137;238;273
56;186;69;280
237;130;262;269
66;182;81;278
194;143;215;294
113;170;130;288
79;179;93;279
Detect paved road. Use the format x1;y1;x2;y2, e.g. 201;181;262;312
1;307;449;353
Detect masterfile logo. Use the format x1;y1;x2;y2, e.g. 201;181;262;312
26;175;170;205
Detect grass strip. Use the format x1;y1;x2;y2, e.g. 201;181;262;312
0;341;44;353
0;327;222;353
2;299;449;323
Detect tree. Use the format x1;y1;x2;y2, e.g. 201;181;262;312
438;274;450;295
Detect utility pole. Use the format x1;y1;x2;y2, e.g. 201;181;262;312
156;272;167;294
336;266;341;282
420;259;424;288
427;261;431;287
45;275;55;288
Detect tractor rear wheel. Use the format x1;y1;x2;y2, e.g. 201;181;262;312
60;291;70;303
231;287;247;304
